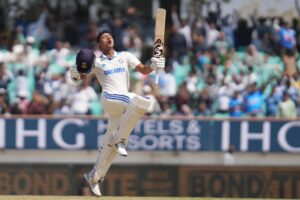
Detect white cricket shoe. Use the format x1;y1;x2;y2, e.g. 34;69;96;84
84;171;101;197
114;142;128;157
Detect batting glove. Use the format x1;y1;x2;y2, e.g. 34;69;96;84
70;66;81;84
151;57;165;70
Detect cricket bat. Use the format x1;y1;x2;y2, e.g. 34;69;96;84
153;8;166;84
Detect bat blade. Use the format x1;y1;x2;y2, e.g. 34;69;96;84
154;8;166;57
153;8;166;84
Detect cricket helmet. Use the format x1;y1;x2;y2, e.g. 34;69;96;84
76;49;95;74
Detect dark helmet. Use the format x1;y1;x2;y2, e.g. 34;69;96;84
76;49;95;74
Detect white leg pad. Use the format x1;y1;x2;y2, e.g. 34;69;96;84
111;96;151;144
92;144;116;182
97;148;116;179
91;116;120;182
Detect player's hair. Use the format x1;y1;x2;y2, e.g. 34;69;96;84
96;29;112;43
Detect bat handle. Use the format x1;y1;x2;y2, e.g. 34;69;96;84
155;61;164;84
155;72;159;84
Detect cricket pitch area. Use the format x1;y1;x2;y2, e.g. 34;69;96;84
0;196;286;200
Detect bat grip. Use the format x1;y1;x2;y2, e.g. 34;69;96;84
155;71;159;84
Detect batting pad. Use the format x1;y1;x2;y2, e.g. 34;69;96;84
111;96;151;144
92;144;116;182
92;115;121;182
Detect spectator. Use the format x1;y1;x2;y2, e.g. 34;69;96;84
48;41;71;69
245;65;258;86
70;78;97;115
0;62;12;90
179;18;193;49
192;31;207;55
142;85;161;115
171;5;192;48
228;74;247;94
27;90;48;114
205;22;220;47
277;91;297;118
0;88;10;115
244;44;264;68
229;90;245;117
174;83;192;116
216;67;231;85
215;80;231;116
265;86;281;117
111;17;125;51
221;13;236;47
234;18;253;50
213;31;231;55
23;36;39;68
223;144;236;166
26;10;50;45
122;26;143;60
11;91;30;114
275;19;296;54
198;88;213;111
285;78;299;104
53;98;72;115
167;25;187;61
274;19;297;76
158;66;177;98
194;101;211;116
15;69;29;101
88;0;102;24
196;49;210;73
43;73;64;103
245;82;264;117
86;23;100;47
205;74;218;103
185;70;198;94
158;96;174;117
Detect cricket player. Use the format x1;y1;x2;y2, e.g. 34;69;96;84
70;30;165;196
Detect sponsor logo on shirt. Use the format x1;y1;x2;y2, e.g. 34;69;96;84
104;67;126;75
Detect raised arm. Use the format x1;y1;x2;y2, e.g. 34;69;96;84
135;57;165;75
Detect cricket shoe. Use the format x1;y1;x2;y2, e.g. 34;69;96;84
84;171;101;197
110;139;128;156
115;142;128;156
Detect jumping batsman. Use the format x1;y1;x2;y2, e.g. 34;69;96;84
70;30;165;196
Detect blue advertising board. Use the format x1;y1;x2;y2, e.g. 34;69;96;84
0;117;299;152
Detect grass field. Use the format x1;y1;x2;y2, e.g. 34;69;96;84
0;196;285;200
0;197;203;200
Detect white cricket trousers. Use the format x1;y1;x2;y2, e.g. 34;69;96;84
100;90;139;148
91;90;137;181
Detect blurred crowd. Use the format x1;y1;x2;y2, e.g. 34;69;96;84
0;0;300;118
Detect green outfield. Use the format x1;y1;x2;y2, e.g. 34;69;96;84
0;196;285;200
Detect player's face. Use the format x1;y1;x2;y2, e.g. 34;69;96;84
99;33;114;51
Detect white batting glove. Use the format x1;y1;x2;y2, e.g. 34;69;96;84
151;57;165;70
70;66;81;84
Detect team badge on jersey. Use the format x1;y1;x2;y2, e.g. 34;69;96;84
118;59;123;63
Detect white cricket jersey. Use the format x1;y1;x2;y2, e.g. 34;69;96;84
92;51;140;93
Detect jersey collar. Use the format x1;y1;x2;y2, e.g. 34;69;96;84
99;51;118;60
